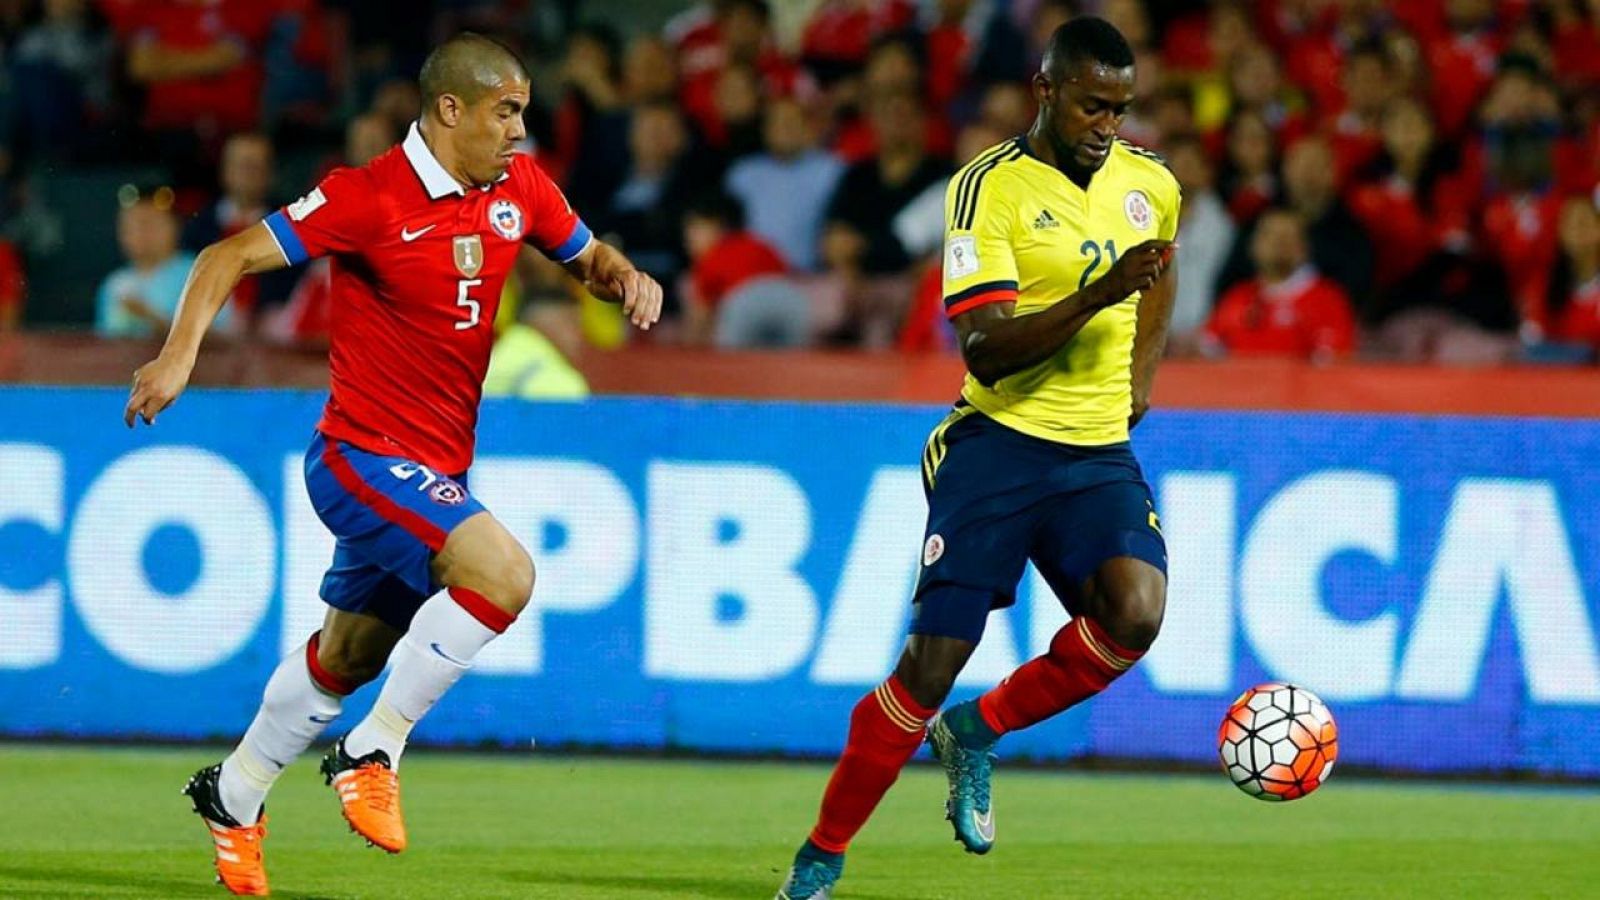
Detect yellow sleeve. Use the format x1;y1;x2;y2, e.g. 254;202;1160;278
942;154;1021;319
1157;171;1182;242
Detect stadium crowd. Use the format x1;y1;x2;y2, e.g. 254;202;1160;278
1;0;1598;373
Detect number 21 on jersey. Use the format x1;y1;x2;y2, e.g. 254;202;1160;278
1078;239;1119;290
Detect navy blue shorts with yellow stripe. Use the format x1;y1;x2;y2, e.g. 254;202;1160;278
912;405;1166;638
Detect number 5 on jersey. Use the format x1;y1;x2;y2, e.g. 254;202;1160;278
455;279;483;330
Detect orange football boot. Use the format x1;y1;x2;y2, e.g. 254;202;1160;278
321;738;407;853
182;764;270;896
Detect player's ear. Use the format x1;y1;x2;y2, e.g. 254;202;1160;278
1031;71;1054;108
436;93;463;127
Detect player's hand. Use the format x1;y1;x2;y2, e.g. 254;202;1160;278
124;352;193;428
1096;239;1175;303
595;269;663;331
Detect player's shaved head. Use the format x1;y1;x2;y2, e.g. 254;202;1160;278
1043;16;1135;82
419;32;528;107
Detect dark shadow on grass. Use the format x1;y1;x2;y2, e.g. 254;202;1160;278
501;869;775;899
0;863;213;897
500;869;922;900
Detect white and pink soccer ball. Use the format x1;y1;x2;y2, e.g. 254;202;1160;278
1217;683;1339;801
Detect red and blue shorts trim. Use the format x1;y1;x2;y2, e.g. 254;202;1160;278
303;431;485;629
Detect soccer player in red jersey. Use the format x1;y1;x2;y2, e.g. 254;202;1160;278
124;34;662;896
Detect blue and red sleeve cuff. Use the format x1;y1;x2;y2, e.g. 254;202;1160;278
540;218;593;264
944;280;1018;318
263;211;309;266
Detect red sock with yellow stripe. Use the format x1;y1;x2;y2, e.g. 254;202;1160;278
977;616;1143;734
808;675;935;853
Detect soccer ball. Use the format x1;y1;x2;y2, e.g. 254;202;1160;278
1217;683;1338;801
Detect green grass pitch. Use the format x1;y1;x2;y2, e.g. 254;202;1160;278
0;744;1596;899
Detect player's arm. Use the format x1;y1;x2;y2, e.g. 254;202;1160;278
516;156;662;331
954;240;1173;387
1128;255;1178;429
563;239;663;331
127;37;244;83
123;224;288;427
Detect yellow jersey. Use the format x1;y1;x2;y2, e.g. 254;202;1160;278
940;137;1181;446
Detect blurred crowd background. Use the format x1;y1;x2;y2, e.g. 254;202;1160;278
1;0;1598;383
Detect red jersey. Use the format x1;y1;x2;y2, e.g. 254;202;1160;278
264;123;591;473
110;0;276;134
691;231;787;309
1207;267;1357;358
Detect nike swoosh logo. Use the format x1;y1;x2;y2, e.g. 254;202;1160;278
400;224;436;242
973;809;995;840
431;642;468;665
308;714;335;724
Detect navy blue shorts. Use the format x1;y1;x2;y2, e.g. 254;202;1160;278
914;407;1166;617
302;432;486;630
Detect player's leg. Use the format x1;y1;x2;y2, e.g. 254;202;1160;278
939;468;1166;768
779;410;1026;897
962;556;1163;738
286;434;507;851
184;543;398;895
339;511;531;767
326;511;532;852
780;629;981;900
211;609;395;822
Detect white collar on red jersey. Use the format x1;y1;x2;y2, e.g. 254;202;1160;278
402;121;510;199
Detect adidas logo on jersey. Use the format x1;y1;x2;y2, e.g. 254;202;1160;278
1033;209;1060;229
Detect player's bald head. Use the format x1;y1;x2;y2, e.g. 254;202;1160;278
1042;17;1134;83
419;32;528;108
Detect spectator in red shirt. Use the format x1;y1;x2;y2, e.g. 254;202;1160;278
801;0;918;78
1347;96;1472;296
1476;63;1565;332
263;114;398;347
824;89;950;279
707;62;766;159
181;132;295;323
1550;0;1600;88
1542;194;1600;353
1217;110;1280;223
0;239;24;332
682;191;791;346
832;36;955;164
679;0;813;146
1163;1;1256;76
1325;41;1394;185
1218;43;1309;147
547;24;626;190
1207;208;1358;360
1423;0;1506;140
119;0;274;140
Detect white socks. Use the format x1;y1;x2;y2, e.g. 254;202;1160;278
217;637;346;824
342;588;511;768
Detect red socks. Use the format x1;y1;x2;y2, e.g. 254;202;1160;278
808;675;934;853
978;616;1143;735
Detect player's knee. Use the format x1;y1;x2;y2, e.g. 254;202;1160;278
477;534;535;615
1101;581;1166;651
315;634;386;687
898;665;958;710
504;544;536;612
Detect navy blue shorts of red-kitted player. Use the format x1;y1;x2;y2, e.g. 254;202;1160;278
302;431;486;631
909;406;1168;643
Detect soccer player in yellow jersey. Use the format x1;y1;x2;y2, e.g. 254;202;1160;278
777;17;1178;899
